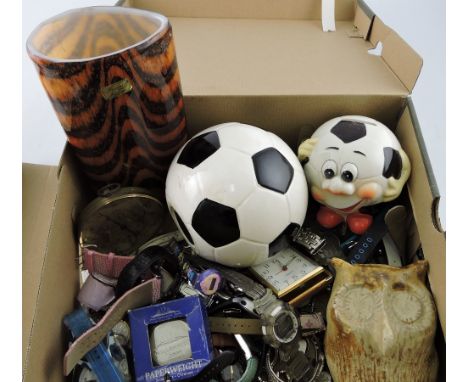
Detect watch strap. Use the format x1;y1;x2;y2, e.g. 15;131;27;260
64;308;125;382
346;205;390;264
115;245;178;297
76;273;116;311
188;256;266;300
187;350;238;382
209;317;263;335
82;248;133;279
64;277;161;375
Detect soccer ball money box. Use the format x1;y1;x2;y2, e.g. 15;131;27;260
166;122;308;267
298;115;411;235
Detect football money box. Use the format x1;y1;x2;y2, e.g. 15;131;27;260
166;122;308;268
298;116;411;235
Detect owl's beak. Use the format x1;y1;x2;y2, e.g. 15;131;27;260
375;315;395;355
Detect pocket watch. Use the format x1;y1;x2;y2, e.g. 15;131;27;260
250;247;333;306
78;184;165;256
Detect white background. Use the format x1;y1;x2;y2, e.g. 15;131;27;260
22;0;446;228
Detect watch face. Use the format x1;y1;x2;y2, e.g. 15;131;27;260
273;311;298;343
80;191;164;256
250;247;322;295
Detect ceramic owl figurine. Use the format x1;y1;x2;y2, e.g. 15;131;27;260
325;258;438;382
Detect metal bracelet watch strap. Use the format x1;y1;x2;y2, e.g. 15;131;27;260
63;277;161;375
186;256;267;300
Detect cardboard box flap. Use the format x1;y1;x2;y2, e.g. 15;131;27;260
353;0;373;39
396;99;445;336
120;0;355;20
368;15;423;93
119;0;411;97
23;159;84;382
22;164;59;373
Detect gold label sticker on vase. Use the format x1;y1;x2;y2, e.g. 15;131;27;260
101;79;133;100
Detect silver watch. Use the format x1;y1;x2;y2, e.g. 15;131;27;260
192;258;300;349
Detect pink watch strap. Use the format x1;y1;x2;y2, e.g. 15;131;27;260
63;277;161;375
82;248;133;278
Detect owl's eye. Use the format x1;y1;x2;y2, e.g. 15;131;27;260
333;286;379;326
322;160;337;179
390;291;423;324
341;163;358;183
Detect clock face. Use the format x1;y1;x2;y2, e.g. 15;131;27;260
251;247;321;293
80;195;164;256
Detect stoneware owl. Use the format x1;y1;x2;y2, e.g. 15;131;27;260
325;258;438;382
298;115;411;235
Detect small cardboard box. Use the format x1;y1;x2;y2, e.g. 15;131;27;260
22;1;446;381
129;296;213;382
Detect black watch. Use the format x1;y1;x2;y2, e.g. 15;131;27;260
115;245;180;298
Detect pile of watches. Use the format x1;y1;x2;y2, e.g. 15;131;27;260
65;186;407;382
68;229;337;382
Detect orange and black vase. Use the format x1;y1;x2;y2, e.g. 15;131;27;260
27;6;187;189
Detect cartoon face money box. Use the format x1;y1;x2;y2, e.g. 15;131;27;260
298;116;411;234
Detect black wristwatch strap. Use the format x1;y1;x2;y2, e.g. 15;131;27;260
346;205;391;264
188;350;239;382
115;246;178;297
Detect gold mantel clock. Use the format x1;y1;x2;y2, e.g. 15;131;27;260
250;247;333;306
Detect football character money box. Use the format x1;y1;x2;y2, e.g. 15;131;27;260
298;116;411;235
166;122;308;267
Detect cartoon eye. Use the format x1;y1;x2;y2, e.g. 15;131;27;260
322;160;337;179
341;163;358;183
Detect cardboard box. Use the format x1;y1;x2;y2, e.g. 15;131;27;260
22;0;446;380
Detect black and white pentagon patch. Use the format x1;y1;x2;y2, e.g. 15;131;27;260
331;120;367;143
177;131;220;168
192;199;240;247
252;148;294;194
383;147;403;179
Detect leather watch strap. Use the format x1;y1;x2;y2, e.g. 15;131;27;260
209;317;263;335
188;350;239;382
115;245;178;297
63;277;161;376
82;248;133;279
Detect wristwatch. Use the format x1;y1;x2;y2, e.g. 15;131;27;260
189;256;300;349
265;335;325;382
115;245;179;298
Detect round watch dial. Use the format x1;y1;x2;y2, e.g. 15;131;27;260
273;311;298;343
79;188;164;256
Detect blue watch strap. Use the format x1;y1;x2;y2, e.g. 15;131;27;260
64;308;125;382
